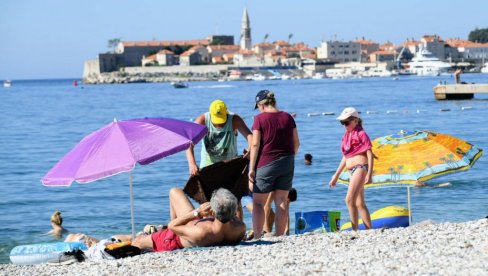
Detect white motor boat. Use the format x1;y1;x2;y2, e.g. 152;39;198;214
311;72;325;79
481;62;488;74
362;68;393;78
251;74;266;81
326;68;360;79
408;47;451;76
3;80;12;88
280;74;291;80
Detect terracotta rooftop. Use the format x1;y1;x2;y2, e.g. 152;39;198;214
143;54;157;61
293;42;308;49
422;35;444;43
158;49;174;55
402;40;421;47
274;40;290;46
462;43;488;48
355;39;378;45
180;51;193;57
301;53;316;59
122;39;210;47
189;45;206;51
371;50;396;55
207;45;240;50
237;49;255;55
255;42;274;47
379;44;395;51
445;39;488;48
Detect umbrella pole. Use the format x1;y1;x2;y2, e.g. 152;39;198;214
129;171;136;239
407;186;412;226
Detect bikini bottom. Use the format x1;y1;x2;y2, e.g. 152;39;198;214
349;164;368;176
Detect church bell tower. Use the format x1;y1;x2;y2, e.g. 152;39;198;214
240;8;252;50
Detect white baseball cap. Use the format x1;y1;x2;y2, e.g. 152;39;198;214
336;107;360;120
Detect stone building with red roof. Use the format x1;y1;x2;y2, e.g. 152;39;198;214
141;49;177;66
99;36;233;72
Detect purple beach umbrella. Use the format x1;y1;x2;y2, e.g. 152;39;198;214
41;117;207;237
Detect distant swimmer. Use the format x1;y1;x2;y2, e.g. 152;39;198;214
304;153;313;165
415;181;451;188
48;210;68;239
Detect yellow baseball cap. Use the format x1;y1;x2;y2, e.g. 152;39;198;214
209;100;228;124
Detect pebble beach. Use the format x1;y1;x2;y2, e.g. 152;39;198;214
1;219;487;275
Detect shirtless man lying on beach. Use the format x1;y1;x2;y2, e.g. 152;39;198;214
130;187;246;252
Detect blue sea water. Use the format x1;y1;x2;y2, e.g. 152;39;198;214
1;75;488;264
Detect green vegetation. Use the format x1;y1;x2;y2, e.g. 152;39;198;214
164;45;192;55
210;39;224;45
107;38;121;53
468;28;488;43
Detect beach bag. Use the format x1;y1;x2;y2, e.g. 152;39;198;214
104;243;141;259
295;211;341;234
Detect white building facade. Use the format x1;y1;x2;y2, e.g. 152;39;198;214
317;41;361;62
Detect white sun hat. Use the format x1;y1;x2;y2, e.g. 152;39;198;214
336;107;360;120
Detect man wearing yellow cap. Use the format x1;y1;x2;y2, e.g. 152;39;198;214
186;99;252;176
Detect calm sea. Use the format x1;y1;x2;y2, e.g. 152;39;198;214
1;75;488;263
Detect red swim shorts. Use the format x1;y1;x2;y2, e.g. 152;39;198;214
151;229;184;252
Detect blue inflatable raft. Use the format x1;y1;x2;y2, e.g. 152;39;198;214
9;242;87;265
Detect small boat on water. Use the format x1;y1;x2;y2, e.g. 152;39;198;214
251;74;266;81
481;62;488;74
361;68;393;78
3;80;12;88
311;72;325;79
171;82;188;89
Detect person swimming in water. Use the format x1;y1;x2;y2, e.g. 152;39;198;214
48;210;68;238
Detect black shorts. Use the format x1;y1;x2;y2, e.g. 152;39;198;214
254;155;294;193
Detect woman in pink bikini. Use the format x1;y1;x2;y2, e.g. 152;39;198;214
329;107;373;230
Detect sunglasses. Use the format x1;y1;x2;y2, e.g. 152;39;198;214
340;119;355;126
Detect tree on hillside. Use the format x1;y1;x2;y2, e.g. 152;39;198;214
468;28;488;43
107;38;121;53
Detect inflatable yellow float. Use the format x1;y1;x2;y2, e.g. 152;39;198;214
340;205;410;231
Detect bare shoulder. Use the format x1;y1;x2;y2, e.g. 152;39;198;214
232;114;244;124
232;114;251;132
228;219;246;238
195;113;206;124
223;227;245;245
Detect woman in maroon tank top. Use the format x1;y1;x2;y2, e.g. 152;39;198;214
248;90;300;238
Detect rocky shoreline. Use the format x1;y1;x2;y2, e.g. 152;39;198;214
1;219;487;275
82;68;306;84
83;72;224;84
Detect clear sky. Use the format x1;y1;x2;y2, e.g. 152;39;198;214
1;0;487;80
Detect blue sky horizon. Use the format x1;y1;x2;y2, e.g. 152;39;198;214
1;0;487;80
